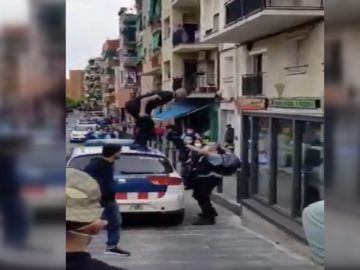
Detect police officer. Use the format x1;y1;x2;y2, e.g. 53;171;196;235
186;143;224;225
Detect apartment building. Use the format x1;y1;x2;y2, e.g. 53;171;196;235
200;0;324;238
151;0;220;139
68;69;85;101
115;8;137;121
83;57;104;109
0;26;28;108
101;39;119;116
136;0;162;94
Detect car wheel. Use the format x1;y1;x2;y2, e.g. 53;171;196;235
168;209;185;225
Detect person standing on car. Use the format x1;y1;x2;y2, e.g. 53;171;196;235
84;145;130;256
66;168;127;270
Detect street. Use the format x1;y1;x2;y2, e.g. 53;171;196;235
66;113;319;270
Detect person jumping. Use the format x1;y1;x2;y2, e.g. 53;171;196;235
125;80;190;148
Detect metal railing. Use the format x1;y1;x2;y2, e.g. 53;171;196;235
242;73;263;96
225;0;324;26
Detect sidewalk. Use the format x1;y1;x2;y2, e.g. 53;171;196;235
90;192;320;270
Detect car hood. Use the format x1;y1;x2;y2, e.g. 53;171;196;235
71;131;88;136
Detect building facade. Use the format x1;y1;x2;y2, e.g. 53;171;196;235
68;69;85;101
116;8;137;121
136;0;162;95
153;0;220;139
101;39;119;116
199;0;324;238
83;57;104;109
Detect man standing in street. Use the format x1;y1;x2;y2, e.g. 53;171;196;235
66;168;127;270
84;144;130;256
224;124;235;147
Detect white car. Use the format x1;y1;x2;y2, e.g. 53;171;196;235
67;139;185;224
69;123;97;143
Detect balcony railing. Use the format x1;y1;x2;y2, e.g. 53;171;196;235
172;25;200;47
225;0;324;26
242;73;263;96
151;53;161;68
182;73;218;94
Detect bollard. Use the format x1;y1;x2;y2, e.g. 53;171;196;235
217;177;223;193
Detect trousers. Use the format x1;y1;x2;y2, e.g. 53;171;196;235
102;202;122;247
192;176;221;218
302;200;324;265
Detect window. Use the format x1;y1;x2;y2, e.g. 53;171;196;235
164;17;170;39
164;61;171;80
255;118;271;200
120;70;124;84
285;37;308;75
276;119;293;213
301;122;323;209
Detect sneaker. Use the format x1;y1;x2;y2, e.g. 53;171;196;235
104;246;131;257
192;217;216;226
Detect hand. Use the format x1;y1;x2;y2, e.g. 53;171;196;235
139;112;150;118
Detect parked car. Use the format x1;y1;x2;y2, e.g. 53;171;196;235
67;139;185;224
69;123;97;143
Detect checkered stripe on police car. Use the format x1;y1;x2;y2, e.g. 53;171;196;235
115;192;166;200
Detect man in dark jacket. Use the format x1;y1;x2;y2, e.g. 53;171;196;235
84;145;130;256
224;124;235;146
66;168;127;270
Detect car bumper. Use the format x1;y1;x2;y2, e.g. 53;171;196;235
116;194;184;213
69;137;86;142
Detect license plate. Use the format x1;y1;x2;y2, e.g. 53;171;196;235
129;204;143;210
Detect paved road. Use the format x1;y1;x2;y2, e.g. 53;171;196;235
67;113;319;270
89;193;318;270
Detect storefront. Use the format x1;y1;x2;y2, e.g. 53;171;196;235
238;97;324;239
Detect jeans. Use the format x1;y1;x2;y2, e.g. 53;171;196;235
302;200;324;265
102;202;122;247
192;176;221;218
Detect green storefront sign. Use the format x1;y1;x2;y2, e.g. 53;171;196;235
270;98;320;109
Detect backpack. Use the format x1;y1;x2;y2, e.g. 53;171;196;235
220;153;241;176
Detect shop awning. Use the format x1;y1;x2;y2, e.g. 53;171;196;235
153;101;209;121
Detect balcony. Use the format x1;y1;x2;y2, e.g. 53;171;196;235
182;73;218;98
172;0;200;8
141;53;162;76
123;54;137;67
173;28;217;53
203;0;324;44
242;73;264;96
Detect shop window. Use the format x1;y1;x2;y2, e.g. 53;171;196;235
301;122;324;209
255;117;271;200
276;119;293;214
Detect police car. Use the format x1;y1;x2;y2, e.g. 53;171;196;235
67;139;185;224
69;123;97;143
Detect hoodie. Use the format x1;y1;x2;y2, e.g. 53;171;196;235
84;157;115;205
66;252;126;270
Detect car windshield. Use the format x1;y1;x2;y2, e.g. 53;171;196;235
68;154;173;175
74;125;92;131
